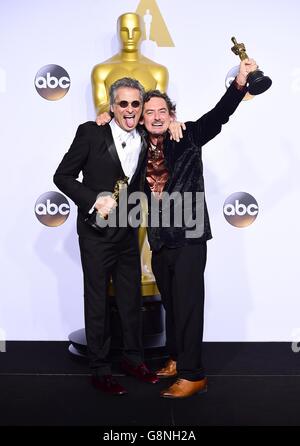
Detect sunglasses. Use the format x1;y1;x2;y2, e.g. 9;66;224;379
115;100;141;108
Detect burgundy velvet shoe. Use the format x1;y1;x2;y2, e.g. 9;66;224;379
91;375;128;395
121;360;159;384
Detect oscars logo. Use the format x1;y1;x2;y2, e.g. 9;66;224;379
136;0;174;47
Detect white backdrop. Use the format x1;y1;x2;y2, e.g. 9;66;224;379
0;0;299;341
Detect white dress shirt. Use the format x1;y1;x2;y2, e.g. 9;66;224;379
109;119;142;184
89;119;142;213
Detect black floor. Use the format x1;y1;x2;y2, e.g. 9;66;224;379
1;342;300;427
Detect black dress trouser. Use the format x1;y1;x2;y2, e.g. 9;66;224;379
151;242;207;381
79;231;143;376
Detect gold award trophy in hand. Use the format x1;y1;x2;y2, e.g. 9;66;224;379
231;36;272;95
85;177;129;230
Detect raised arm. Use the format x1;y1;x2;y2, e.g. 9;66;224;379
187;59;258;147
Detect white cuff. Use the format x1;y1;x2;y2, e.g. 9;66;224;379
88;202;97;214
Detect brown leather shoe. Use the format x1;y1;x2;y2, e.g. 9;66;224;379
160;377;208;399
156;359;177;378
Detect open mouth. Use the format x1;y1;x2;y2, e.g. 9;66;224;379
152;122;163;128
124;115;135;128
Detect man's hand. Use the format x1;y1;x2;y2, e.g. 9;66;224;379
169;121;186;142
236;58;258;87
96;112;112;126
94;195;117;218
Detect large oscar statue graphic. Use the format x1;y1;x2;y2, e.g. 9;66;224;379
69;12;169;355
92;12;168;114
92;12;168;297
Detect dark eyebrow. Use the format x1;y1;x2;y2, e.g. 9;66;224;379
145;107;167;112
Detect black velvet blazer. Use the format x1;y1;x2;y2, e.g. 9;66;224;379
144;81;247;252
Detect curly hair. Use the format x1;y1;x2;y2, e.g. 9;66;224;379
143;90;176;116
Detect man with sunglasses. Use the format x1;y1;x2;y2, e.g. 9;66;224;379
54;77;159;395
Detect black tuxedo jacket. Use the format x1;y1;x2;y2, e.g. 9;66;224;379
54;122;148;241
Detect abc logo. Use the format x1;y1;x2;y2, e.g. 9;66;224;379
35;64;70;100
35;192;70;227
223;192;258;228
225;65;253;101
0;327;6;353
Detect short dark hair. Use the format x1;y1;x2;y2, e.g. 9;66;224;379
143;90;176;116
109;77;145;106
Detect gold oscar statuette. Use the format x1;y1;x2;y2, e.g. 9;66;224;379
101;177;129;221
231;36;272;95
84;176;129;230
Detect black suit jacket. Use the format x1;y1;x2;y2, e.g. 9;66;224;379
54;121;148;241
